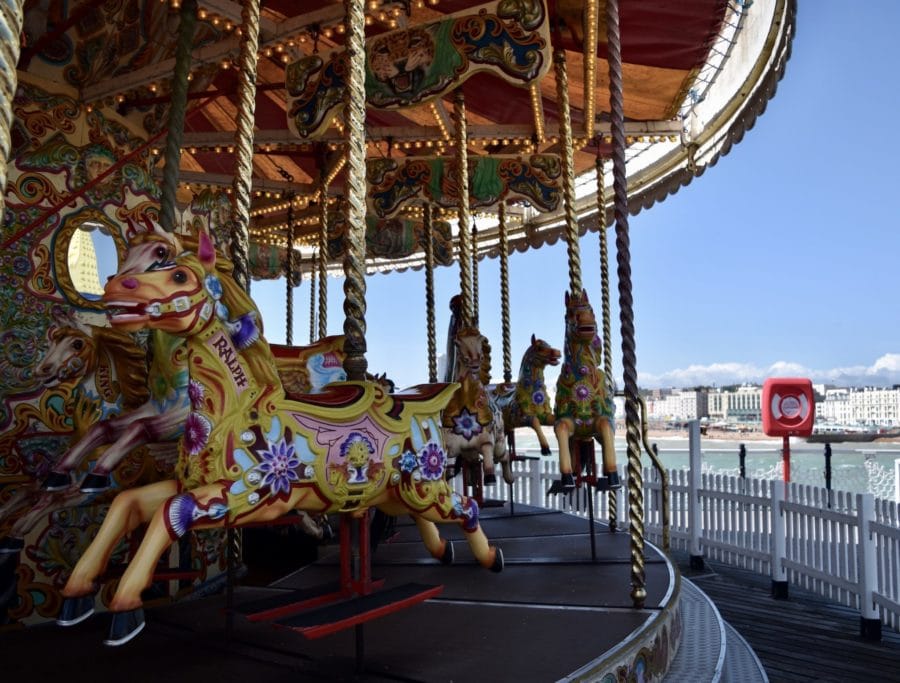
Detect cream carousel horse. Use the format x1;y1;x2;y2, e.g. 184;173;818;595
502;335;561;456
58;231;502;645
553;290;619;492
443;326;511;486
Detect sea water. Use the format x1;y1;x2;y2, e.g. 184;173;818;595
511;427;900;501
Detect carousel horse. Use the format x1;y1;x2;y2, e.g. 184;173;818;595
552;290;619;492
58;231;502;645
502;335;561;456
443;326;511;486
0;319;155;552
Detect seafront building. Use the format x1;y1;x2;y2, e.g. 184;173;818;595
644;384;900;428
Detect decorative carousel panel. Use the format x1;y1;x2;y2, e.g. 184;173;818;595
367;154;561;217
327;212;454;266
286;0;551;138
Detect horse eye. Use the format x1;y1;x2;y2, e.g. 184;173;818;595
155;246;167;258
72;339;84;350
173;270;188;284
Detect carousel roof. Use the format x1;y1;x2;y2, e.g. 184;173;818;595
17;0;795;275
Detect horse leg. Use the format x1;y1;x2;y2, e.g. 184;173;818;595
9;488;89;540
110;484;321;610
530;416;552;455
42;419;123;490
480;441;496;485
62;480;178;598
553;419;576;489
596;417;620;487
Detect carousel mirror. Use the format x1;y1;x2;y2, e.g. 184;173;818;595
53;210;125;309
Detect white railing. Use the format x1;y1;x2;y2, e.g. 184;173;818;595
472;445;900;633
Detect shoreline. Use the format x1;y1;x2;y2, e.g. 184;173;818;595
641;427;900;445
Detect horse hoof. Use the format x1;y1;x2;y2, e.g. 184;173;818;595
561;472;575;490
483;472;497;485
80;473;111;494
57;595;95;627
42;471;71;492
0;536;24;554
546;476;575;496
490;547;504;573
606;471;622;490
595;476;610;491
440;540;454;565
540;446;552;456
104;608;145;647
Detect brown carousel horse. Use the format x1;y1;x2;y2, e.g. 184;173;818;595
552;290;619;492
58;231;502;645
443;326;511;486
501;335;561;456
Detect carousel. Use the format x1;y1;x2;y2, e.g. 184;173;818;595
0;0;795;680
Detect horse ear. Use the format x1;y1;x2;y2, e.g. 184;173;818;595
582;289;589;302
198;230;216;270
531;333;536;344
564;291;570;306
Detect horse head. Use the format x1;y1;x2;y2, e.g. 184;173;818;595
526;333;561;370
564;289;597;344
34;324;96;387
116;220;183;277
454;327;485;381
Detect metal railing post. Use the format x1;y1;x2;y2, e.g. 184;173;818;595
688;420;703;569
771;483;788;599
858;493;881;640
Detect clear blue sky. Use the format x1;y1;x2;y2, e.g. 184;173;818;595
247;2;900;390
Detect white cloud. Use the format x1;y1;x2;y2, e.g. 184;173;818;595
638;354;900;388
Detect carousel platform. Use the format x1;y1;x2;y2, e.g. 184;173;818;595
1;504;686;681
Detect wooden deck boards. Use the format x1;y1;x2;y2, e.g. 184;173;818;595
676;552;900;682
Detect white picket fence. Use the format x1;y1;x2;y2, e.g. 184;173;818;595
477;442;900;633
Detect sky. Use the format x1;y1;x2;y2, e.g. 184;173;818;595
222;2;900;391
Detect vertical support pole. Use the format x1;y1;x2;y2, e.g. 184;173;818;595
0;0;24;222
471;224;479;327
498;203;512;384
285;197;295;345
739;443;747;479
824;443;833;491
309;254;317;343
688;420;704;570
606;0;645;607
782;435;791;483
424;204;438;383
770;483;788;599
454;89;473;328
318;184;329;341
858;493;881;640
554;49;582;296
159;0;197;233
229;0;261;293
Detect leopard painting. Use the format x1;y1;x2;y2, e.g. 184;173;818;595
368;27;435;97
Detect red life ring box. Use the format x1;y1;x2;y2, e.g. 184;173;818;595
762;377;815;437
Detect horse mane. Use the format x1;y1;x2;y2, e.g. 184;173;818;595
90;325;151;409
179;250;282;391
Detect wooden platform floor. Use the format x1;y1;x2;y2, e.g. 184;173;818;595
677;553;900;683
0;504;674;682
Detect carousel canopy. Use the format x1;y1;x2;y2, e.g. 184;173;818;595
15;0;795;275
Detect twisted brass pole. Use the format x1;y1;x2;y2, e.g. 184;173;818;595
554;50;582;295
454;89;473;329
341;0;368;381
285;199;295;345
317;184;328;340
597;157;617;532
159;0;197;233
0;0;24;223
229;0;261;293
499;203;512;384
471;224;479;327
607;0;645;608
309;254;317;343
424;204;437;383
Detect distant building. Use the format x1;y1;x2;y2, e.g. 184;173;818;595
68;227;104;296
816;386;900;427
647;389;707;421
707;385;762;423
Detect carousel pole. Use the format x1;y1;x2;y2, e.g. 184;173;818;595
225;0;261;636
342;0;368;670
318;178;329;340
499;203;512;385
453;89;473;328
597;157;617;533
555;48;596;560
0;0;24;222
309;253;317;343
229;0;260;293
607;0;646;608
158;0;197;233
285;197;295;345
471;223;479;328
424;204;438;383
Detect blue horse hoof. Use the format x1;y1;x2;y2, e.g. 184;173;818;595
57;595;95;627
104;608;145;647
